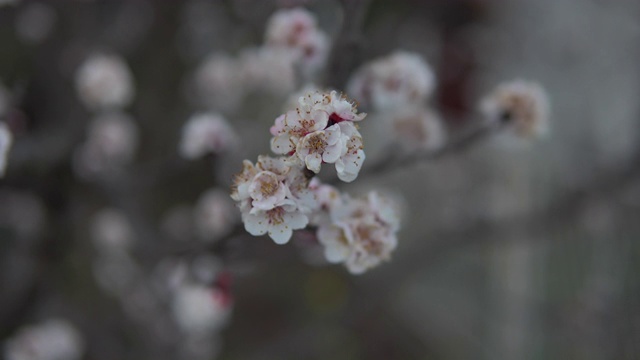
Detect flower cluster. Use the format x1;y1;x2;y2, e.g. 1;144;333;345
480;80;550;139
231;89;401;274
270;90;366;182
315;186;401;274
191;7;330;109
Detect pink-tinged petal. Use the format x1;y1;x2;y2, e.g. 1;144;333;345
270;114;286;136
305;153;322;173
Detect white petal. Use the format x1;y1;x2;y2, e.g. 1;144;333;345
243;212;269;236
305;153;322;173
271;134;294;154
268;227;293;244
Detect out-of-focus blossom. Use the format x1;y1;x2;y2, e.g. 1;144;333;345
179;112;238;160
15;2;57;45
90;208;134;254
193;54;244;112
347;51;435;111
0;190;45;239
239;46;297;95
265;7;330;76
75;53;135;111
231;155;316;244
270;90;366;182
171;283;232;335
194;188;238;241
74;112;139;176
316;191;400;274
480;80;550;139
0;122;13;177
3;319;84;360
391;107;447;151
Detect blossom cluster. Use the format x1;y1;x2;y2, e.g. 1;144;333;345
231;89;401;274
347;51;447;152
192;7;330;112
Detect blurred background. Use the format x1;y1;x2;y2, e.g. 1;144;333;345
1;0;640;359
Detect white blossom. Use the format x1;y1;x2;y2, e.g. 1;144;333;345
480;80;550;139
194;188;238;241
172;284;231;335
179;112;238;160
231;155;317;244
75;53;134;111
391;106;447;151
4;319;84;360
73;112;138;176
193;54;244;112
0;122;12;177
264;7;330;76
239;46;297;95
347;51;435;111
317;191;400;274
270;90;366;181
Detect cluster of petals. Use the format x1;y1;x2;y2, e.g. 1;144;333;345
231;155;317;244
480;80;549;139
179;112;238;160
264;7;330;76
347;51;435;111
314;185;401;275
0;122;12;177
270;90;366;182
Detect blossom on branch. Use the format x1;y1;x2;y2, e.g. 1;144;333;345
480;80;550;139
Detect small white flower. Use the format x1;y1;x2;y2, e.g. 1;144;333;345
480;80;549;139
391;106;447;151
239;46;297;95
4;319;84;360
73;112;138;176
317;191;400;274
172;284;231;335
179;112;238;160
334;122;365;183
194;189;238;241
248;171;288;210
295;124;343;173
0;122;13;177
75;53;134;111
193;54;244;112
347;51;435;111
264;7;330;75
241;201;309;244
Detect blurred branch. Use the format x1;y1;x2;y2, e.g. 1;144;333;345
324;0;372;89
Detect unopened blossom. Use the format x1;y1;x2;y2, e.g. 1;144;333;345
4;319;84;360
0;122;12;177
75;53;134;111
317;191;400;274
239;46;297;95
480;80;549;139
194;188;238;241
74;112;138;176
347;51;435;111
179;113;238;159
231;155;316;244
264;7;330;75
193;54;244;112
270;90;366;182
172;284;232;335
391;107;447;151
